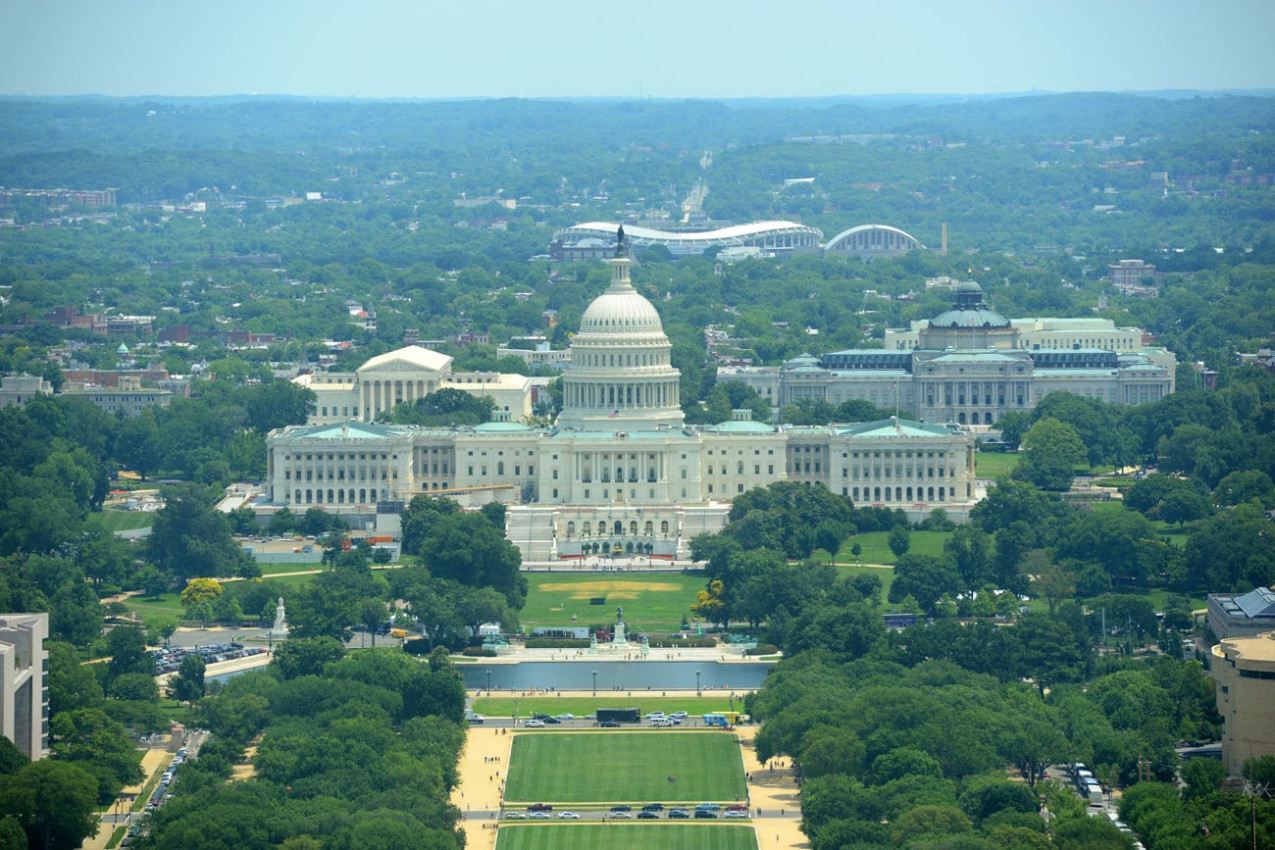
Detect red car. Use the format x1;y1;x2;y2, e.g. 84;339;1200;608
726;804;748;812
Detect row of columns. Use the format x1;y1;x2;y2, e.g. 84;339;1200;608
563;379;679;410
361;378;437;420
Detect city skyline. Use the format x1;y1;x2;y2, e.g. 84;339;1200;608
2;0;1273;100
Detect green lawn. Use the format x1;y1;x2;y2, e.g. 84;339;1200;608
472;696;736;717
504;732;746;804
121;575;316;627
520;572;705;634
974;451;1018;479
495;824;758;850
839;529;948;565
88;510;156;532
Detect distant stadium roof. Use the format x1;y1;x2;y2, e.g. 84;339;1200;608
555;221;823;257
824;224;925;256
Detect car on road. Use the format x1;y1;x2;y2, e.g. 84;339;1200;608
527;803;553;812
668;809;689;819
543;716;561;724
529;811;551;819
724;810;748;818
524;719;545;728
555;713;574;720
637;811;659;819
468;714;485;724
694;809;718;818
610;811;632;819
644;711;666;719
557;811;580;819
610;805;632;812
503;812;525;819
599;720;620;727
532;713;553;721
642;803;664;812
696;803;721;811
650;717;674;727
726;804;748;812
670;711;688;719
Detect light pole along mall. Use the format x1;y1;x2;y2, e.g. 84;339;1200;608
592;669;597;697
696;670;701;696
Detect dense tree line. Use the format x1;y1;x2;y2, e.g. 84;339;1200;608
136;644;467;850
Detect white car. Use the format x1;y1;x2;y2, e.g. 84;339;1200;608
555;713;574;720
558;811;580;819
504;812;526;819
610;811;632;819
724;810;749;819
670;711;688;719
524;719;545;728
529;811;551;819
644;711;666;719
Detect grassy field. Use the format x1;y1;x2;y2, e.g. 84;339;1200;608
472;696;737;717
121;574;316;626
838;529;948;565
520;572;704;634
88;510;156;532
495;824;758;850
504;732;746;804
833;564;896;604
974;451;1018;479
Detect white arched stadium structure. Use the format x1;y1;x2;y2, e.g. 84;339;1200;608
824;224;925;257
554;221;824;257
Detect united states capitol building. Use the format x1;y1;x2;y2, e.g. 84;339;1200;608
265;249;979;560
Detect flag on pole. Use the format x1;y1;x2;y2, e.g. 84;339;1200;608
609;409;620;418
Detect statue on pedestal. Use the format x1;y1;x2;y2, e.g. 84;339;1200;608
272;597;289;638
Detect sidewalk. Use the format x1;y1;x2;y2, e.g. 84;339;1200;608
738;725;808;849
81;745;173;850
451;725;513;850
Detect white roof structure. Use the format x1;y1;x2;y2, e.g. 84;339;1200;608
556;221;823;257
357;345;453;375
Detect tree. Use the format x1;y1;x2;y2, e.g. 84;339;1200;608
0;760;99;850
1012;418;1087;491
105;625;153;680
419;513;524;609
888;525;911;558
271;636;347;680
168;655;206;703
180;577;223;608
146;484;250;581
888;555;961;615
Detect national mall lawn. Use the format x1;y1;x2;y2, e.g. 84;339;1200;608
503;731;747;805
495;824;759;850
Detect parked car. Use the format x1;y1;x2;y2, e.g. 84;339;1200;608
642;803;664;812
668;809;690;819
610;811;632;819
558;811;580;819
726;804;748;812
555;713;574;720
529;811;551;819
527;803;553;812
600;720;621;727
694;809;718;819
524;719;545;728
610;805;632;812
503;811;525;819
724;810;748;818
637;811;659;819
696;803;721;811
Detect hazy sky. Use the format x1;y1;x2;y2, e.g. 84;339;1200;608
3;0;1273;99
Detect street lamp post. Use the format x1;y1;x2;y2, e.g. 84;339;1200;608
696;670;701;697
486;669;492;694
592;669;597;697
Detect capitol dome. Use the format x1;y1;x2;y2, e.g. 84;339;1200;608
556;251;684;432
578;284;665;335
